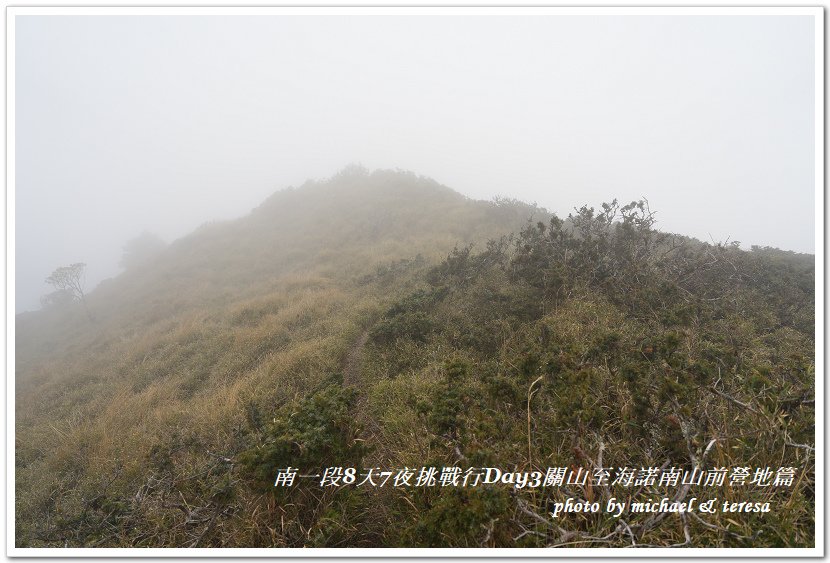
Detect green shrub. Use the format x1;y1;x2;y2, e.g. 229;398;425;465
239;376;367;488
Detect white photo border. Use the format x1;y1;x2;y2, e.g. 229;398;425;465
5;5;824;558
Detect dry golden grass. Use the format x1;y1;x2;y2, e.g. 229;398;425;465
15;170;813;548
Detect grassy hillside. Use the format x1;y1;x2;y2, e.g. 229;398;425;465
15;169;814;548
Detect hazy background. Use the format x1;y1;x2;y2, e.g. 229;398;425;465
15;14;816;312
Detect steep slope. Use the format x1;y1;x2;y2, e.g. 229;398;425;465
14;167;544;547
16;167;541;370
14;169;814;548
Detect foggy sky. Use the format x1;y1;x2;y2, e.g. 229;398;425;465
14;12;817;312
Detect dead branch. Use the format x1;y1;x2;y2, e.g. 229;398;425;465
637;438;716;537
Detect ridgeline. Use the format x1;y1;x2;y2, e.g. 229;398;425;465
16;167;815;548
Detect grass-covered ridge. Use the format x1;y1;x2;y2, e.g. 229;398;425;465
15;168;814;548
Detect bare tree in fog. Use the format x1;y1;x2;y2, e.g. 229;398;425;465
45;262;91;318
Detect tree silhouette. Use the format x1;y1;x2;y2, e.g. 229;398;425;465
45;263;90;318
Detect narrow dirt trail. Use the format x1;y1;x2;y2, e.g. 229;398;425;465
343;328;372;388
341;325;394;464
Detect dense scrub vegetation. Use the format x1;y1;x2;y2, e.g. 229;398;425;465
15;169;814;548
361;201;814;547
